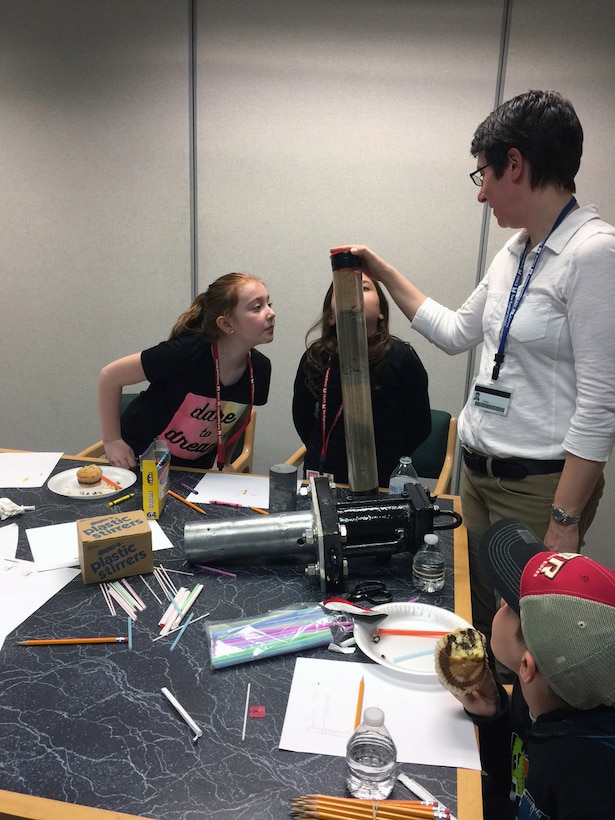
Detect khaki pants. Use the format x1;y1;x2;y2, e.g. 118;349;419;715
460;463;605;640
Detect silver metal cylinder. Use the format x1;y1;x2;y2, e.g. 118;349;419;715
184;510;314;564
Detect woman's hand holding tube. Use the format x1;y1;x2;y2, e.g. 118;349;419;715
331;244;428;321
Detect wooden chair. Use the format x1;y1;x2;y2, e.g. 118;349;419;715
74;402;257;475
75;393;139;459
229;407;257;473
285;443;308;470
284;408;458;496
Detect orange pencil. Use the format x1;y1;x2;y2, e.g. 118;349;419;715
18;637;128;646
167;490;208;516
250;506;269;515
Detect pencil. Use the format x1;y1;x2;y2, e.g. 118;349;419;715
250;506;269;515
290;794;446;819
398;774;456;820
101;474;122;489
353;676;365;729
18;637;129;646
167;490;207;516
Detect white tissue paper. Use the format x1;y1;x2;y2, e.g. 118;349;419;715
0;498;33;520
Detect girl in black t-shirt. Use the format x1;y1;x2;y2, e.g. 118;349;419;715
98;273;275;469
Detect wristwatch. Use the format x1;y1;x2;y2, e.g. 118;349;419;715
550;505;581;526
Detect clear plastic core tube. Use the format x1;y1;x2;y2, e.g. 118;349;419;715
331;256;378;494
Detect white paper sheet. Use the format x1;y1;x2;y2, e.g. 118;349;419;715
0;452;63;488
0;521;19;559
26;519;175;571
190;472;271;507
0;556;80;651
280;657;481;771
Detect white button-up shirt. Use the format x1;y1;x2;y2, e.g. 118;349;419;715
412;205;615;462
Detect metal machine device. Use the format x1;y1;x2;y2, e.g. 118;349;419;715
184;476;462;594
184;252;462;593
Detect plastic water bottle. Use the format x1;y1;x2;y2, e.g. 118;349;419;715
412;533;445;592
345;707;398;799
388;456;419;496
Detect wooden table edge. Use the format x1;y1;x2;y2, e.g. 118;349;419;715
445;493;483;820
0;789;152;820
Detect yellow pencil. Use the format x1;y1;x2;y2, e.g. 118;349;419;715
167;490;208;516
353;676;365;729
291;794;442;818
291;794;442;819
250;506;269;515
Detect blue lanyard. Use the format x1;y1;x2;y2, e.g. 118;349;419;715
492;197;577;380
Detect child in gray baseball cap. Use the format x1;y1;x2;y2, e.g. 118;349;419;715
453;517;615;820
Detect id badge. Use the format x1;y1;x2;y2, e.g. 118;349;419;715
472;383;512;416
306;468;335;482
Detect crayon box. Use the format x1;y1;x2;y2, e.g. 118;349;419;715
140;439;170;519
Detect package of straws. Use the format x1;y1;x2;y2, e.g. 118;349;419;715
206;604;352;669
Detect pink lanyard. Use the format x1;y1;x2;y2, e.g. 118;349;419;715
320;363;344;466
212;340;254;471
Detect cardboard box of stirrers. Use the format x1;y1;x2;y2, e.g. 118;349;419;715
77;510;153;584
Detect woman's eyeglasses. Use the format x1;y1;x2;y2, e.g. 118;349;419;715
470;162;492;187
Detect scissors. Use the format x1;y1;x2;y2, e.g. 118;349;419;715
349;580;393;605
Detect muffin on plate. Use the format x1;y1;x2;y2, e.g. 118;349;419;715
76;464;103;487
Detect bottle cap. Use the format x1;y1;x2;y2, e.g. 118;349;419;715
330;250;361;271
362;706;385;727
424;533;439;546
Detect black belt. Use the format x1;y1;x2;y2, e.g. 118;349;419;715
462;447;565;480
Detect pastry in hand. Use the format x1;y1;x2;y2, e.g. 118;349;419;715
76;464;103;487
434;627;488;695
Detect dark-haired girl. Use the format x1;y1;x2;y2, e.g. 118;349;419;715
292;273;430;487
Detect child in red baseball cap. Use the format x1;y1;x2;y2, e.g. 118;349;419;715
451;517;615;819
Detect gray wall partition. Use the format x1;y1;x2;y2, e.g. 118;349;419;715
195;0;503;471
0;0;192;437
2;0;614;564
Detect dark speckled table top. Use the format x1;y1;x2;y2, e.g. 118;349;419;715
0;459;467;819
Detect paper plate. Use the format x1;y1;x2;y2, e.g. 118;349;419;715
47;467;137;499
354;601;471;682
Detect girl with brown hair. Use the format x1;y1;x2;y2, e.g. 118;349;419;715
99;273;275;469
